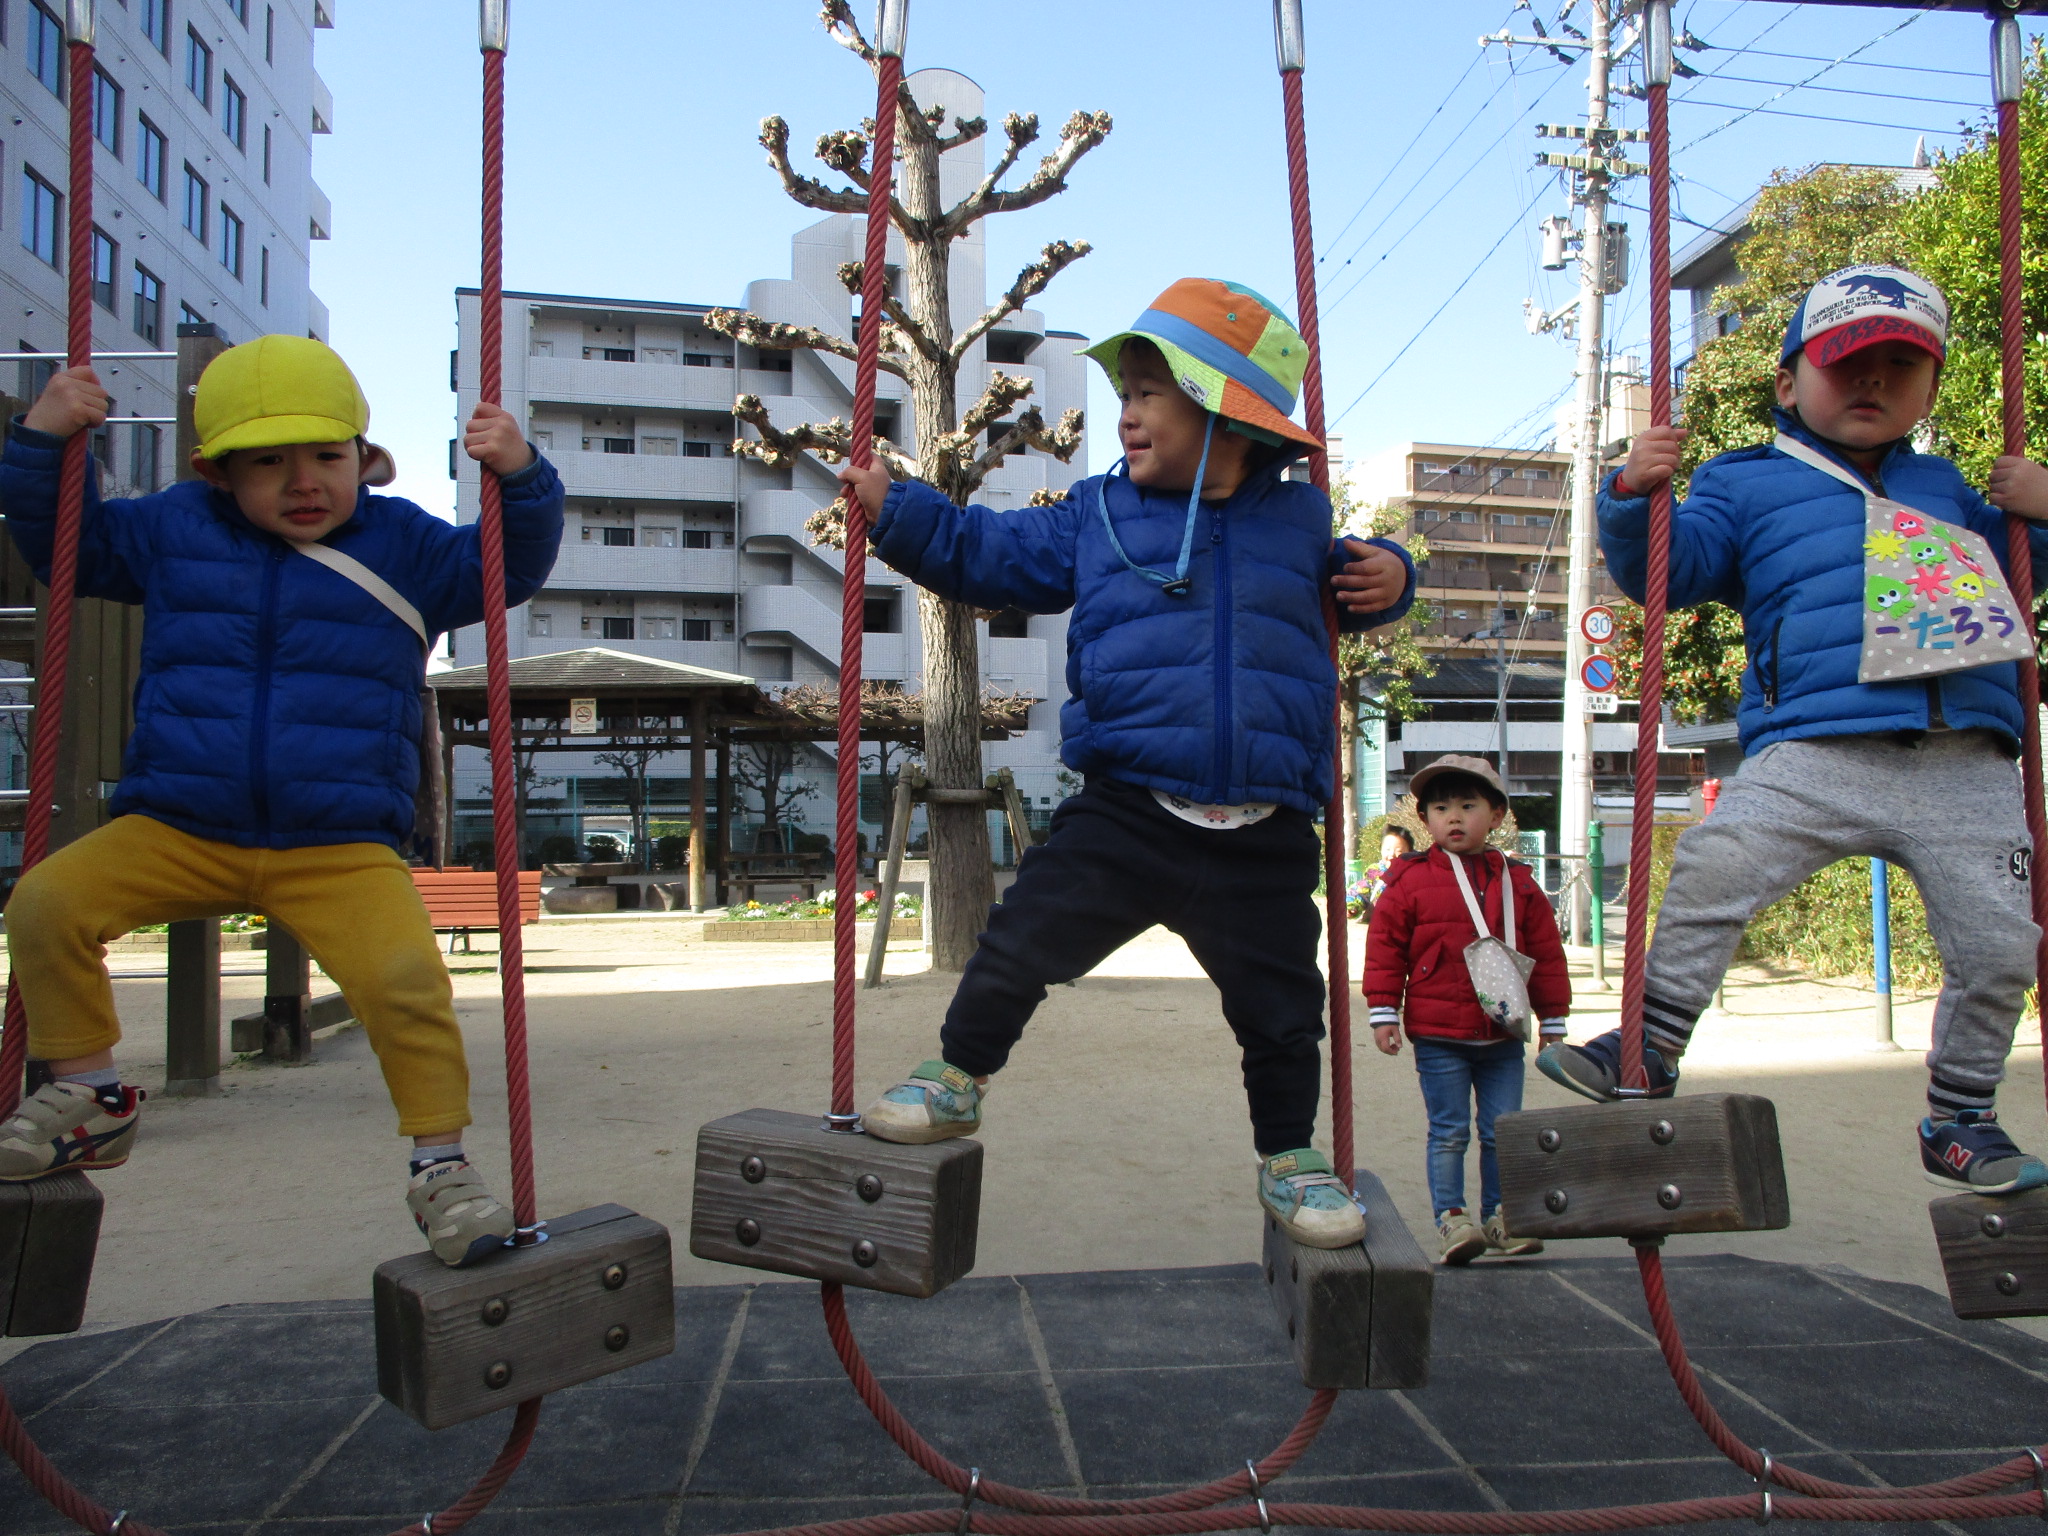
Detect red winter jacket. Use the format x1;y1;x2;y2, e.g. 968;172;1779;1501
1361;847;1572;1043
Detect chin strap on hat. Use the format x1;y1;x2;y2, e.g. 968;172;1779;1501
1095;414;1217;599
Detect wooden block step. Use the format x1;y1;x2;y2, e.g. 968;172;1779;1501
690;1108;981;1298
1931;1186;2048;1318
0;1172;102;1336
1261;1168;1432;1390
374;1203;674;1430
1496;1093;1790;1241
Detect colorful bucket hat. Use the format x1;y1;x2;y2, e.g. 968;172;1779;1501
1081;278;1323;450
1781;264;1948;370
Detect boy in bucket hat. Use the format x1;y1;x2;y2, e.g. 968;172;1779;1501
837;278;1417;1248
1363;756;1569;1264
1545;263;2048;1197
0;336;563;1266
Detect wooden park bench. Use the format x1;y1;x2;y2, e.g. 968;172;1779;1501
411;867;544;952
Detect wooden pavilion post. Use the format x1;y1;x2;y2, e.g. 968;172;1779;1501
689;692;708;912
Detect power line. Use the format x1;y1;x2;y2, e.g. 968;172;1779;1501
1692;72;1980;109
1673;96;1965;137
1679;11;1924;150
1724;45;1979;80
1329;184;1552;429
1318;46;1489;262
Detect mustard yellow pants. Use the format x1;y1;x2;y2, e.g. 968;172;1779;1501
6;813;470;1137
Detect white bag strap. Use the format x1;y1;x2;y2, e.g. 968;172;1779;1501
293;541;428;649
1448;851;1515;952
1773;432;1871;495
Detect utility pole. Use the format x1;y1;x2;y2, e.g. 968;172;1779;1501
1490;0;1645;941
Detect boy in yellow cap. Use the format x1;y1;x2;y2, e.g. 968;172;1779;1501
838;278;1414;1248
0;335;562;1267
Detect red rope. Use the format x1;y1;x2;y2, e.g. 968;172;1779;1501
0;35;99;1125
1279;60;1353;1183
823;1284;1336;1515
833;48;902;1119
1993;98;2048;1100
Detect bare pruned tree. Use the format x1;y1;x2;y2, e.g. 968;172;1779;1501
705;1;1106;968
594;722;674;868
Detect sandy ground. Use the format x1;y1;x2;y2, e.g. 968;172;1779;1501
0;911;2034;1361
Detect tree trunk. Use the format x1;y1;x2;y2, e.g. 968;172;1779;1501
899;105;992;972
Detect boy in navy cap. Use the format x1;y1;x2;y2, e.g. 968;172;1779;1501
1542;264;2048;1197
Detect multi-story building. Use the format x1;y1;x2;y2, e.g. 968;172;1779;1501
0;0;334;486
447;68;1088;860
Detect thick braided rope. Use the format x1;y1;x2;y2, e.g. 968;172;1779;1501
1994;99;2048;1095
833;48;901;1117
1618;79;1676;1093
822;1284;1336;1515
0;35;99;1125
388;1398;542;1536
1279;61;1353;1182
705;1489;2048;1536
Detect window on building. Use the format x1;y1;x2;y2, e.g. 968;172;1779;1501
528;611;552;638
681;441;713;458
601;617;633;640
219;206;242;277
182;165;207;241
264;5;275;62
586;346;632;362
143;0;171;55
258;246;270;307
137;117;167;199
758;354;792;373
179;302;205;328
132;264;161;343
21;170;60;268
222;75;245;150
226;0;248;24
601;526;634;547
185;29;211;107
1442;509;1479;524
592;437;632;455
680;529;712;549
641;526;677;547
1528;467;1554;481
28;4;65;98
17;344;56;404
129;424;163;494
683;619;713;642
261;124;271;183
863;595;899;634
988;608;1031;639
90;228;116;311
683;352;731;368
644;617;677;640
92;69;121;156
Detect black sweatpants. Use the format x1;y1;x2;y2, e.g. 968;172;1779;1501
939;776;1327;1156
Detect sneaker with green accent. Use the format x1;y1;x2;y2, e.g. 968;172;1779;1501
406;1159;517;1268
1258;1149;1366;1249
861;1060;984;1144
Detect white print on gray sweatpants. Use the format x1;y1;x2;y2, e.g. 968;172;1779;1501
1644;729;2037;1108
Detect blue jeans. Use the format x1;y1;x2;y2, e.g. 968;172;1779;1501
1412;1037;1526;1220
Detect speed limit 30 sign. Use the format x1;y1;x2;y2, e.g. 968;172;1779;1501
1580;605;1617;646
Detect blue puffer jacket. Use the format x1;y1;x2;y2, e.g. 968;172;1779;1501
0;425;564;850
871;465;1415;813
1599;410;2048;755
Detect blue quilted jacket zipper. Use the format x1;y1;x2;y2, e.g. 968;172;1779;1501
1210;503;1232;800
251;544;283;836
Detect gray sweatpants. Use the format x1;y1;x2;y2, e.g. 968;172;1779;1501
1642;729;2039;1114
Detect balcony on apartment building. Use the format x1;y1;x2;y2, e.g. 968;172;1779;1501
1417;567;1569;595
546;539;739;593
545;447;739;499
526;353;748;412
1412;466;1566;501
740;584;915;681
980;635;1050;702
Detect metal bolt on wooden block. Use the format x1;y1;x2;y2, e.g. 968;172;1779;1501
1260;1168;1432;1390
1497;1093;1789;1241
1931;1185;2048;1318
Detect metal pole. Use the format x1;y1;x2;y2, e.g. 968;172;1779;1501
1871;856;1898;1051
1559;0;1615;947
1495;597;1510;788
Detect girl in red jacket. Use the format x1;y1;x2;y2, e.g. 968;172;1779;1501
1363;756;1571;1265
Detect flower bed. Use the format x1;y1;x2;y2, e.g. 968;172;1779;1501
706;888;922;942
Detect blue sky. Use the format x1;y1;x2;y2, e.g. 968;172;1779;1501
310;1;2041;516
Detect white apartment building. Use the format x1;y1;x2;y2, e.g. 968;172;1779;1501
0;0;334;487
448;68;1089;859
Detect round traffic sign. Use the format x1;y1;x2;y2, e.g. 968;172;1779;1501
1581;604;1617;645
1580;654;1618;694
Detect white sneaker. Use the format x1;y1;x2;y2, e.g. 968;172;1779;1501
0;1081;142;1181
861;1060;984;1144
1437;1210;1486;1266
406;1159;516;1268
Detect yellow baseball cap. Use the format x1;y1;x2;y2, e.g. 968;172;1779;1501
193;334;395;485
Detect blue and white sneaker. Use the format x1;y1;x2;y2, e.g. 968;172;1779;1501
1921;1111;2048;1195
0;1081;141;1181
1537;1028;1678;1102
1259;1149;1366;1249
861;1060;983;1144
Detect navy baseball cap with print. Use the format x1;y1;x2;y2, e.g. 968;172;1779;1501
1781;264;1948;369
